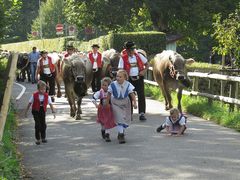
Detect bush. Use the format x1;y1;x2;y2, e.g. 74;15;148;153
73;31;166;55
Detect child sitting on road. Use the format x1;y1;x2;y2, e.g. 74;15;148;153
106;70;137;144
157;108;187;136
92;77;116;142
25;80;56;145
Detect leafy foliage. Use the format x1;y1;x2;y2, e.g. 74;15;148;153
212;3;240;67
29;0;65;39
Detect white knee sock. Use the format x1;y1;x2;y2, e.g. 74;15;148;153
117;125;124;133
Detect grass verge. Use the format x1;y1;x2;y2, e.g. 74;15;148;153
0;105;21;179
145;84;240;132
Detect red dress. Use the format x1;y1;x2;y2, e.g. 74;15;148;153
96;89;116;129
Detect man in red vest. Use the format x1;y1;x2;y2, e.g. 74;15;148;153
88;44;103;92
35;50;56;102
118;41;149;121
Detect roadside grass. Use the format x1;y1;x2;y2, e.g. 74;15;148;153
145;84;240;132
0;57;21;179
0;105;21;180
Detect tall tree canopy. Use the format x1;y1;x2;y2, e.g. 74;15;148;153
0;0;22;43
212;3;240;66
30;0;65;39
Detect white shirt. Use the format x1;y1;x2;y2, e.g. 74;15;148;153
118;52;147;76
37;58;51;74
165;116;186;127
88;53;99;69
29;94;52;104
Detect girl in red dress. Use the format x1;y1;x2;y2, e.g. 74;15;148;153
92;77;116;142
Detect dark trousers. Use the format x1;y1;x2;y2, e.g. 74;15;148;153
91;68;102;92
129;76;146;114
40;72;56;96
32;107;47;140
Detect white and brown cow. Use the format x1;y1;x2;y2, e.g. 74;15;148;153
153;50;194;112
62;54;93;120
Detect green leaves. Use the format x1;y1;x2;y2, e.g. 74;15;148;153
212;3;240;66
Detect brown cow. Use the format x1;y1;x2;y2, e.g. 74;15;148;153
62;54;93;120
153;50;194;112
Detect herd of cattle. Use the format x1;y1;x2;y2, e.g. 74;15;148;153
2;48;194;119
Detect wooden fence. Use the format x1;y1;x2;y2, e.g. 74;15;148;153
145;67;240;112
0;53;18;141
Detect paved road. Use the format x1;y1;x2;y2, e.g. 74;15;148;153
12;82;240;180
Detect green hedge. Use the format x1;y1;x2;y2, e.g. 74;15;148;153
0;37;72;52
1;32;166;56
71;31;166;55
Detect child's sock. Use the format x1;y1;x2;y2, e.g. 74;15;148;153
117;125;124;134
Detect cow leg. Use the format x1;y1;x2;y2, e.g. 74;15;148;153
56;78;62;97
177;88;183;113
65;87;76;117
76;97;82;120
161;83;172;110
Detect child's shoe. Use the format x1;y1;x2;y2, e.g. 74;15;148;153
105;133;111;142
101;129;106;139
42;139;48;143
156;125;164;133
118;133;126;144
35;140;40;145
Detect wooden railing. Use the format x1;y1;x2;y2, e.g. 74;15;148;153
145;67;240;112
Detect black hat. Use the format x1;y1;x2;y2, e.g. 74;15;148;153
40;50;48;55
67;45;74;50
124;41;136;49
91;44;100;48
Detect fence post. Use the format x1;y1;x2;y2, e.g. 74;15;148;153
0;52;18;141
229;81;235;112
235;82;239;111
192;77;199;92
208;78;213;105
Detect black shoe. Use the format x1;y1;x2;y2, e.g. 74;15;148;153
105;133;111;142
42;139;47;143
156;125;164;133
101;130;106;139
51;97;55;102
118;133;126;144
139;114;147;121
35;140;40;145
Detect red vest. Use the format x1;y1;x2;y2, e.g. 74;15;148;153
122;52;144;75
89;52;102;68
39;56;55;74
32;92;48;112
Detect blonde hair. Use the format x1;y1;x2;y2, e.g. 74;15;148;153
37;80;47;90
101;77;112;86
170;108;180;116
117;69;128;80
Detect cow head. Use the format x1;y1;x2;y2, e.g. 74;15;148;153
169;52;195;88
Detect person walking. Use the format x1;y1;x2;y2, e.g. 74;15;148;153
88;44;103;92
25;80;56;145
28;47;40;84
118;41;149;121
35;50;56;102
106;70;137;144
92;77;116;142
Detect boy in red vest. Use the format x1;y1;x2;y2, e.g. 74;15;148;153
25;80;56;145
35;50;56;102
88;44;103;92
118;41;149;121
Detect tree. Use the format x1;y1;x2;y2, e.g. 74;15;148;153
30;0;65;39
212;3;240;67
0;0;22;43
